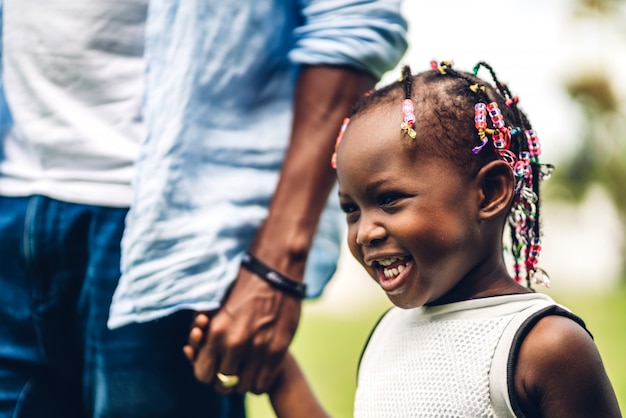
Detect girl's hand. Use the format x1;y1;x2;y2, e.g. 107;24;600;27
183;312;209;362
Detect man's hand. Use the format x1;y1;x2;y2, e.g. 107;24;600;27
190;268;301;394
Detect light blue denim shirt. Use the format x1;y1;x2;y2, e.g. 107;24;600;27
108;0;408;328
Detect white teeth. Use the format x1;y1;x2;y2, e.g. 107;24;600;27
382;262;409;279
383;267;397;278
366;256;410;277
378;257;399;266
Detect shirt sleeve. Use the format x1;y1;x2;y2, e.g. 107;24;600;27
289;0;408;79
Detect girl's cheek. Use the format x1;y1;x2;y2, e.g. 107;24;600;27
346;230;361;259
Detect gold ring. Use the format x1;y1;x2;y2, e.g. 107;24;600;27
216;372;240;388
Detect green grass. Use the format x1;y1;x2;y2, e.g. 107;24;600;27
247;284;626;417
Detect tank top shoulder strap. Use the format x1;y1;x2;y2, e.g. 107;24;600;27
490;298;590;417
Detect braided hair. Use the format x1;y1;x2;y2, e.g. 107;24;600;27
347;61;553;289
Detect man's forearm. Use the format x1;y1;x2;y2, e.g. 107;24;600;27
249;65;376;280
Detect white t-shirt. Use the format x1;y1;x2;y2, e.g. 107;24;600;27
0;0;147;207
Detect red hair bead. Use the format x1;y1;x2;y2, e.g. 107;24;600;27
505;96;519;107
330;117;350;169
492;131;507;149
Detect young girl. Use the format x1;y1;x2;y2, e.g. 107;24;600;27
185;61;622;417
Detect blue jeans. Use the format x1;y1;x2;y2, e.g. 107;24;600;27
0;195;245;418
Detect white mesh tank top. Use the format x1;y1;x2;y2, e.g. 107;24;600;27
354;293;587;417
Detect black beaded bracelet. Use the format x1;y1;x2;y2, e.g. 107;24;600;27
241;252;307;299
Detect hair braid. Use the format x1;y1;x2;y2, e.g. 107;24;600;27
473;62;510;96
401;65;413;99
434;60;551;289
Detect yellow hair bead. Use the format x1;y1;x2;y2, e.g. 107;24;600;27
401;122;417;139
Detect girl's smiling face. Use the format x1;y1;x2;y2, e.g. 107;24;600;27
336;104;495;308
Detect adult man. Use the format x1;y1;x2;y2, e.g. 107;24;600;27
0;1;407;417
1;1;243;416
110;0;408;401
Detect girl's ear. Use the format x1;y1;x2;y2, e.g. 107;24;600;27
476;160;514;220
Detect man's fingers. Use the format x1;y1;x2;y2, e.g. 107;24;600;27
193;351;217;383
215;333;247;391
253;346;284;393
249;328;289;393
235;349;263;394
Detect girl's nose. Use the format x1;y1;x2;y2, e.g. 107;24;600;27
355;220;386;246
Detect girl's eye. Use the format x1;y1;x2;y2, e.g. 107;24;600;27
340;202;360;223
340;202;359;215
378;193;403;206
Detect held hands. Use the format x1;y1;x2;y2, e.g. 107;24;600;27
184;313;331;418
183;267;301;394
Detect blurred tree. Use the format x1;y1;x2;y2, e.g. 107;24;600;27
548;0;626;277
572;0;623;15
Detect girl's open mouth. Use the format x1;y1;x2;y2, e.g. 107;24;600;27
373;257;413;293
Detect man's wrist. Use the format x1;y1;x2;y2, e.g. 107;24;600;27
241;252;307;299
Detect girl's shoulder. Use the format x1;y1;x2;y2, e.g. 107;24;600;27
514;311;621;417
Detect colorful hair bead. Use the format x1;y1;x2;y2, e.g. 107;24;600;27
467;60;551;289
475;115;487;129
471;137;488;154
530;267;551;287
492;131;509;150
469;84;486;93
401;98;417;139
474;103;487;129
525;237;542;270
539;163;555;180
432;60;452;75
497;149;518;170
524;237;550;286
330;117;350;169
512;151;532;182
525;129;541;161
475;103;486;112
505;96;519;107
402;99;416;122
399;66;418;139
487;102;506;130
472;103;489;153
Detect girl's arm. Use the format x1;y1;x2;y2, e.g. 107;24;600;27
269;352;330;418
515;315;622;417
184;314;330;417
